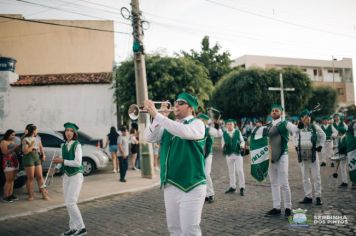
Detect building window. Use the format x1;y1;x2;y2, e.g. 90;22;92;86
337;88;344;95
313;69;317;76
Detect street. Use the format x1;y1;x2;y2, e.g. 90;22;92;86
0;146;355;236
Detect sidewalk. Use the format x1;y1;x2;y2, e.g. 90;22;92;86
0;168;160;222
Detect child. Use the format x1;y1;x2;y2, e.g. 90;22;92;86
53;122;87;236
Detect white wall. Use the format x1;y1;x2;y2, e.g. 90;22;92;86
1;84;117;139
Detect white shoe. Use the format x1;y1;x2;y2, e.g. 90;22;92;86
112;170;117;173
155;167;160;172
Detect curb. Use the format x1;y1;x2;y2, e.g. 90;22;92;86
0;181;160;222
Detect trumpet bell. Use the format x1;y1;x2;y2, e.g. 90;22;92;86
128;104;140;120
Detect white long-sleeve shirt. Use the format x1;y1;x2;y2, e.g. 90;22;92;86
61;140;82;167
293;123;326;148
144;113;205;143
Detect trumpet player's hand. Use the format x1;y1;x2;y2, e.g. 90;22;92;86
144;100;158;118
53;157;64;164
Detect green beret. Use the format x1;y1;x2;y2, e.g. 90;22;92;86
300;109;310;118
177;92;198;111
197;113;209;121
271;104;283;111
64;122;79;132
322;116;332;120
225;119;236;124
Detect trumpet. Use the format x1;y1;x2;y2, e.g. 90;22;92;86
207;107;221;121
128;101;173;120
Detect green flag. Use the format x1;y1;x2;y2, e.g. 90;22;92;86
348;150;356;182
250;126;269;182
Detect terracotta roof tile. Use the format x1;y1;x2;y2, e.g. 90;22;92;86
11;72;112;86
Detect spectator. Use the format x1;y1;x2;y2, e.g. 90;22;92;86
104;127;120;173
129;128;139;170
22;125;49;200
1;129;20;203
118;127;130;182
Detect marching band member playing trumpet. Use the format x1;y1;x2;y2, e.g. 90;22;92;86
144;92;206;236
53;122;87;236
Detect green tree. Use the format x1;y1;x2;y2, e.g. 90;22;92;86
306;86;337;117
212;67;312;120
113;55;213;119
181;36;232;85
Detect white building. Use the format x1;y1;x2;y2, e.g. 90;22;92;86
232;55;354;107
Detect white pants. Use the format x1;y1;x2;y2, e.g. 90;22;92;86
63;173;85;230
204;154;214;197
164;184;206;236
320;140;333;163
225;154;245;189
299;155;322;198
339;158;348;184
268;154;291;209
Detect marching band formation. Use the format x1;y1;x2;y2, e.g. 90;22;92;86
142;92;356;236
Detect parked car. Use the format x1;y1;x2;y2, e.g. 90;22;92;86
57;130;103;148
0;130;109;188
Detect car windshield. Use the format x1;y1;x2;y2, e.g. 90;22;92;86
77;131;93;140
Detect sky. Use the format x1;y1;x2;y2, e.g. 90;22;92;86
1;0;356;98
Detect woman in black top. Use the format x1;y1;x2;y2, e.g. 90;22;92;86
104;127;119;173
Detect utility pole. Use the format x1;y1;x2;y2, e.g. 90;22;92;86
129;0;153;178
268;73;295;120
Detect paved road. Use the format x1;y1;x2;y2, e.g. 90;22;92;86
1;147;355;235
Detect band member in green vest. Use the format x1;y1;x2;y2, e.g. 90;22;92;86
265;104;298;218
320;116;338;167
219;119;246;196
337;127;348;188
197;113;219;203
53;122;87;236
144;92;206;236
346;119;356;189
294;110;325;206
332;113;348;167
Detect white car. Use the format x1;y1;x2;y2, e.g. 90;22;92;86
19;130;109;176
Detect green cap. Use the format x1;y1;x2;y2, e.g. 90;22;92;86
339;126;347;134
64;122;79;132
225;119;236;124
197;113;209;121
177;92;199;111
271;104;283;111
300;109;310;118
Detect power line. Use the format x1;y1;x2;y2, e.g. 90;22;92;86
15;0;130;26
205;0;356;40
0;15;130;34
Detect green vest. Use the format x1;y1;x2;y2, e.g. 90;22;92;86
159;118;206;192
321;124;332;140
333;121;347;132
338;135;347;155
222;129;241;155
347;121;356;153
277;121;289;155
204;127;214;158
62;140;84;176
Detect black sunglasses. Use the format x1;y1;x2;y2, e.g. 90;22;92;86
175;100;188;106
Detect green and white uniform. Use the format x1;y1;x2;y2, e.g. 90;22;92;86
144;113;206;236
347;121;356;185
320;123;338;164
61;140;85;231
219;127;246;190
